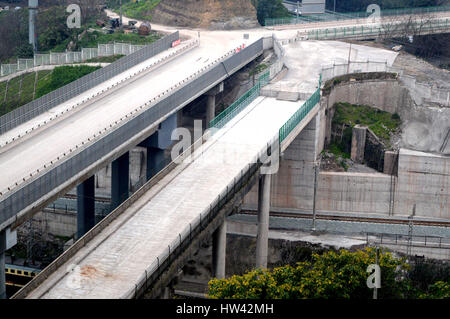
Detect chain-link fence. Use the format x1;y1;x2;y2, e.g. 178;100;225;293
1;43;150;77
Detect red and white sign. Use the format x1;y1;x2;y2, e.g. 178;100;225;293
172;39;181;47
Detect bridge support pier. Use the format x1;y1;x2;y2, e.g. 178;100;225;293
77;175;96;239
111;152;130;210
256;172;272;269
146;147;165;180
0;229;6;299
205;82;224;127
212;220;227;279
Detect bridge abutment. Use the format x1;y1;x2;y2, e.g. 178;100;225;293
76;175;96;238
111;152;130;209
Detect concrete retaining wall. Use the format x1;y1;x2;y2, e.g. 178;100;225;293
317;172;392;215
394;149;449;218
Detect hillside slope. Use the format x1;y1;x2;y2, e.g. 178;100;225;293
151;0;259;29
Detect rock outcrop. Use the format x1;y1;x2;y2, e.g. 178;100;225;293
151;0;259;29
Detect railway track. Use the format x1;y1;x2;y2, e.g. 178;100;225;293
62;193;111;203
240;210;450;227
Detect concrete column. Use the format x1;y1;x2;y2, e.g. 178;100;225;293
212;220;227;279
206;95;216;128
205;82;223;127
256;172;272;269
111;152;129;209
146;147;165;180
77;175;95;239
351;125;367;163
0;229;6;299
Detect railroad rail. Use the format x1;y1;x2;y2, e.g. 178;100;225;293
240;210;450;227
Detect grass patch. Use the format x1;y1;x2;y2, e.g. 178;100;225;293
332;102;401;145
108;0;161;21
0;66;100;117
36;65;101;98
322;72;398;96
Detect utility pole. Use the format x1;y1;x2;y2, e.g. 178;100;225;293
334;0;336;13
347;43;352;74
311;160;320;232
407;204;416;259
296;1;300;23
373;247;379;300
119;0;123;29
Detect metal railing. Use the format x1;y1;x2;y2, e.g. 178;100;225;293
265;4;450;26
209;70;270;129
0;32;179;135
0;38;264;230
1;42;148;77
279;75;322;143
366;232;450;249
306;18;450;40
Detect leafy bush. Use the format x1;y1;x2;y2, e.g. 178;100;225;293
209;248;413;299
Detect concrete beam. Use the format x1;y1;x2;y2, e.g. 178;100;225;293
205;82;224;127
111;152;130;209
76;175;95;239
256;171;272;269
212;220;227;279
0;229;5;299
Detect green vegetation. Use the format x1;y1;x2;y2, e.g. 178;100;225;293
209;248;450;299
50;30;161;53
0;66;100;117
252;0;290;25
36;65;101;98
322;72;398;96
107;0;161;21
332;102;401;144
249;63;268;77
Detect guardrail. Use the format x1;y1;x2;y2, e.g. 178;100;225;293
278;75;322;143
306;18;450;40
366;232;450;249
0;32;179;135
0;38;264;232
209;70;270;129
265;4;450;26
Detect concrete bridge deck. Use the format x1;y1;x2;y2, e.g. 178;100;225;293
21;96;304;298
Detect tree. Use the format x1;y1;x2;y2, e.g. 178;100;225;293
255;0;290;26
208;248;414;299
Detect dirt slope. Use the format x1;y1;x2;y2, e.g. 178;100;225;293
151;0;259;29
